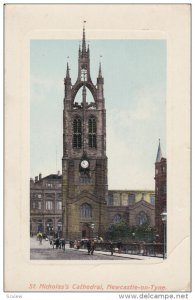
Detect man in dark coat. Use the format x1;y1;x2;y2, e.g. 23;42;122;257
86;240;91;255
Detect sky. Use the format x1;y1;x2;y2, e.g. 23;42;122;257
30;38;166;190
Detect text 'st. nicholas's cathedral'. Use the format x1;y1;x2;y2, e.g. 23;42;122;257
62;25;108;240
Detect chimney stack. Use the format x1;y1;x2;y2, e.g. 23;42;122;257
39;173;42;180
35;176;38;182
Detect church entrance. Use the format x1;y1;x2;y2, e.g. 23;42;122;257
81;223;90;239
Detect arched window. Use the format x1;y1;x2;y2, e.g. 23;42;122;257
73;117;82;148
113;214;122;224
80;203;92;218
37;219;43;232
88;116;96;148
81;69;87;82
136;211;149;226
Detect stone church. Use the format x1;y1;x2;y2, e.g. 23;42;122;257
30;26;166;241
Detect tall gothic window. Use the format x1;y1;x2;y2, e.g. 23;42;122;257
136;211;149;226
113;214;122;224
128;194;135;205
73;117;82;148
88;116;96;148
80;203;92;218
81;69;87;81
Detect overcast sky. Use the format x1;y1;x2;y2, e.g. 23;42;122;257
30;38;166;190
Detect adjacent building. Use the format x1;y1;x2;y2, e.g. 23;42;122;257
154;140;167;242
30;176;155;237
30;173;62;237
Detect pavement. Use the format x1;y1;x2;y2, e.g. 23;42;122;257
30;237;163;261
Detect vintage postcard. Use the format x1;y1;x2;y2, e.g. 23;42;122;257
4;4;191;293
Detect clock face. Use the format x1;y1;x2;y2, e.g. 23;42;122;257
81;160;89;169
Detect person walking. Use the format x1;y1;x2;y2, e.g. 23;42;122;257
86;240;91;255
110;241;114;256
90;240;95;255
61;239;66;251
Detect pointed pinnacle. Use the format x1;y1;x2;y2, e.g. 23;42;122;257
156;139;162;162
98;62;102;77
66;62;70;78
82;21;86;52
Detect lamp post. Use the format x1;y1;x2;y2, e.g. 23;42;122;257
160;211;167;259
90;223;95;239
132;232;135;241
47;224;53;241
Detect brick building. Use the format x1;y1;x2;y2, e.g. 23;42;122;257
30;173;62;237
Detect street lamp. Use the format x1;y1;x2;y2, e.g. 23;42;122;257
47;224;53;241
132;232;135;241
90;223;95;239
160;211;167;259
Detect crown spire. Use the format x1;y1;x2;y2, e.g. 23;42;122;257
82;20;87;53
156;139;162;162
98;62;102;77
66;62;70;78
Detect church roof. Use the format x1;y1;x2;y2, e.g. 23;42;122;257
42;174;62;180
156;139;163;163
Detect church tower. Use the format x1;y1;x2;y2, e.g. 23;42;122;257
62;24;108;240
154;139;167;242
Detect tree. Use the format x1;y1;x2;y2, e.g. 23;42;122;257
105;221;131;241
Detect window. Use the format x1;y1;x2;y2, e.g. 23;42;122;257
80;173;91;184
38;194;42;198
150;195;155;205
37;220;43;232
80;203;92;218
57;219;62;231
113;214;121;224
128;194;135;205
46;201;53;210
81;69;87;81
108;194;113;206
136;211;149;226
56;201;62;210
32;202;36;209
88;117;96;148
46;183;53;188
38;201;41;209
73;117;82;148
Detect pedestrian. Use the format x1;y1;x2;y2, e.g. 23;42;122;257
55;238;60;249
37;232;43;244
61;239;66;251
110;241;114;256
77;240;81;250
86;240;91;255
74;240;77;249
90;240;95;255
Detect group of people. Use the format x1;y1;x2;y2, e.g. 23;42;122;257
51;238;66;250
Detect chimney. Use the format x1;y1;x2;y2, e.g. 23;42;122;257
57;171;60;176
35;176;38;182
39;173;42;180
